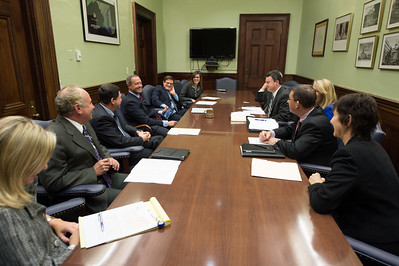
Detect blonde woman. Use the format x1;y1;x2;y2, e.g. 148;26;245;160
0;116;79;265
313;79;337;120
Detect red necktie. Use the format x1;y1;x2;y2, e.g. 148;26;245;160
292;121;302;142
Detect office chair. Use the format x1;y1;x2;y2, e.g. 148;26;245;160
141;84;156;103
180;79;189;87
282;80;300;88
215;77;237;91
174;80;193;108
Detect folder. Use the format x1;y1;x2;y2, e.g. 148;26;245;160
79;197;171;248
246;117;279;133
240;143;285;158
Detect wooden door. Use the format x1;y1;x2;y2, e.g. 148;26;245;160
237;14;290;90
132;3;157;86
0;0;60;119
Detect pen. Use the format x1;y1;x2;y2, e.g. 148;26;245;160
98;213;104;232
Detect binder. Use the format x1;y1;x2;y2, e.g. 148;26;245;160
151;147;190;161
240;143;285;158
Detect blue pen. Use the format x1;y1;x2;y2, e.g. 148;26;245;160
98;213;104;232
254;118;266;121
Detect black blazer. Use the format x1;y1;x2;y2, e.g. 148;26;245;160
151;86;183;111
90;103;144;148
123;92;163;127
180;83;203;101
274;106;337;165
255;86;295;122
308;136;399;244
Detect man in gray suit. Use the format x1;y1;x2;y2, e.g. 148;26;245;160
39;86;127;213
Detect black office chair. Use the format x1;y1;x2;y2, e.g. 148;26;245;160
174;80;193;108
215;77;237;91
180;79;189;87
282;80;300;88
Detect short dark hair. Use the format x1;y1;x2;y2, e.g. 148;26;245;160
126;74;139;86
266;70;283;84
334;93;378;140
291;84;316;108
163;75;174;82
98;83;120;104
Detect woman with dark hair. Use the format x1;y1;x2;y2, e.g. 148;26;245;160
180;71;203;103
308;93;399;256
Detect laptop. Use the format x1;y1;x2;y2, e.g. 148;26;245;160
151;147;190;161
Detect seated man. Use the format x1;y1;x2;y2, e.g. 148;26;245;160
259;84;337;166
151;75;187;121
124;74;177;138
255;70;295;122
90;83;164;166
39;86;127;213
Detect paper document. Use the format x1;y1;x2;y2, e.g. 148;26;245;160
242;106;265;115
191;108;213;114
247;117;279;131
251;158;302;181
231;111;253;122
195;101;217;105
167;128;201;135
125;158;181;184
248;137;267;145
79;197;170;248
201;96;220;100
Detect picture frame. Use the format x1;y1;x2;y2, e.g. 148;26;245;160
387;0;399;29
312;19;329;56
333;13;354;52
360;0;385;34
379;32;399;70
80;0;120;45
355;36;379;68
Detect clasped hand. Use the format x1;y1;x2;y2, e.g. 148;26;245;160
93;158;119;176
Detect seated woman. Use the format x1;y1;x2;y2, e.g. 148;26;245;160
308;93;399;256
313;78;337;120
0;116;79;265
180;71;203;103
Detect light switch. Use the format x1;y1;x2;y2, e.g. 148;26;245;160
75;50;82;62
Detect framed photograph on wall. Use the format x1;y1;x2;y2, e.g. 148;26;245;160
360;0;385;34
333;13;353;51
387;0;399;29
312;19;329;56
379;32;399;70
355;36;378;68
80;0;120;45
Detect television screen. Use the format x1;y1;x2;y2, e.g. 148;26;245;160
190;28;237;59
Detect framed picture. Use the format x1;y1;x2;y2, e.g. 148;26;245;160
360;0;385;34
80;0;120;45
387;0;399;29
312;19;329;56
355;36;378;68
333;13;354;51
379;32;399;70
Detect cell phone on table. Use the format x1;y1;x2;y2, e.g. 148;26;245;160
162;107;173;119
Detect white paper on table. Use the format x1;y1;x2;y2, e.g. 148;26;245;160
201;96;220;100
247;117;279;131
230;111;252;122
125;158;181;184
167;128;201;135
248;137;268;145
191;107;213;114
242;106;265;115
251;158;302;181
195;101;217;105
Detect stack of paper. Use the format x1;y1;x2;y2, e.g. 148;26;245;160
247;117;279;132
125;158;181;184
230;111;252;122
79;197;171;248
242;106;265;115
191;107;213;114
251;158;302;181
201;96;220;100
195;101;217;105
167;128;201;135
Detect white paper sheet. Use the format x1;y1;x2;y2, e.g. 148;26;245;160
242;106;265;115
201;96;220;100
125;158;181;184
247;117;279;131
167;128;201;135
191;108;213;114
251;158;302;181
195;101;217;105
248;137;268;145
230;111;252;122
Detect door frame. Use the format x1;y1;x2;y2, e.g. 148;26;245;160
237;14;290;90
132;2;157;85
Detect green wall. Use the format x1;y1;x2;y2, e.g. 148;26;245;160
297;0;399;101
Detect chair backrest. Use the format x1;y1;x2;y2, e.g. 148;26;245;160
33;120;51;129
173;81;183;95
372;122;386;145
141;85;156;103
180;79;189;87
215;77;237;91
282;80;300;88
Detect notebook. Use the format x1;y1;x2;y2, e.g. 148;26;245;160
151;147;190;161
240;143;285;158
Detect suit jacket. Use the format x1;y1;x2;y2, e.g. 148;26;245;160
180;83;203;101
90;103;144;148
151;86;183;111
255;86;294;121
124;92;163;127
308;136;399;244
274;106;337;165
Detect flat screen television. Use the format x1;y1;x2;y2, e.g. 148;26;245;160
190;28;236;59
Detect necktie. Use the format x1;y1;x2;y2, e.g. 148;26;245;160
168;93;177;112
266;95;274;117
82;126;112;187
292;121;302;142
139;95;143;101
114;114;130;137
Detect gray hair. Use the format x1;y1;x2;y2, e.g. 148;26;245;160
55;85;84;116
126;74;139;86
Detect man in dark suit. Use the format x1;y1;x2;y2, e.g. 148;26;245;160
151;75;187;121
124;75;177;137
255;70;295;122
90;83;163;166
39;86;127;213
259;84;337;166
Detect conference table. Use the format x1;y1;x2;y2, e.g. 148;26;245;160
64;89;361;265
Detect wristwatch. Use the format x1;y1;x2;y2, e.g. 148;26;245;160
47;216;55;223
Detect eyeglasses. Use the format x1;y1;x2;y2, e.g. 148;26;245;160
164;81;173;85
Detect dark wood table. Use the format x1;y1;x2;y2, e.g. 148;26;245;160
64;90;361;265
